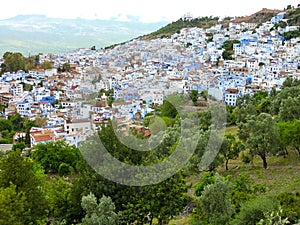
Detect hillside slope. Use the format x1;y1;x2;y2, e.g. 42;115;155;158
140;7;300;41
142;16;219;39
230;8;283;24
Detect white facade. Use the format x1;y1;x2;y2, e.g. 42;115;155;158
10;83;23;96
224;89;239;106
64;119;92;135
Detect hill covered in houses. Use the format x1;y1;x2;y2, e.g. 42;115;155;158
0;3;300;225
137;6;300;41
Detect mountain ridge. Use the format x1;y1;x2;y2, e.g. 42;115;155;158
0;15;168;56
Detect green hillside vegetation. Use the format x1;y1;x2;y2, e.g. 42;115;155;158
142;16;219;39
286;6;300;26
282;6;300;40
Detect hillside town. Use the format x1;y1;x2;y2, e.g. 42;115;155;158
0;10;299;148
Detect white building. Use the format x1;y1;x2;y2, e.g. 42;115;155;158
10;83;23;96
224;88;239;106
247;58;259;71
64;118;92;135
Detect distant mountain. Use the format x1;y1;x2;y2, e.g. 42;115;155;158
0;15;168;56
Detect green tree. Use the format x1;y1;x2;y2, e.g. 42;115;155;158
40;61;52;69
47;177;72;222
199;174;234;225
198;110;212;131
252;91;268;102
222;50;233;60
194;172;215;197
79;193;118;225
222;40;240;51
0;150;48;224
283;30;300;40
160;96;178;118
238;113;280;169
256;99;272;114
235;94;252;107
12;141;26;151
226;105;237;125
147;116;168;135
59;63;71;72
66;166;128;224
2;52;26;72
235;97;256;124
282;77;300;89
68;120;189;224
189;129;223;172
278;120;300;155
220;134;243;170
8;113;23;131
25;56;36;71
190;90;198;105
0;63;7;74
278;96;300;121
230;173;266;212
121;174;187;225
160;93;192;118
32;140;81;174
200;90;208;100
271;86;300;115
0;118;14;143
0;119;13;132
222;39;240;59
58;162;75;177
0;184;28;225
232;196;280;225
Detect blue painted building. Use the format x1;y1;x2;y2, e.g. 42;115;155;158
40;96;55;104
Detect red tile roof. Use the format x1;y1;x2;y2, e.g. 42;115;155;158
32;134;52;142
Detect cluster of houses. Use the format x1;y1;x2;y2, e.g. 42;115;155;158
0;9;299;147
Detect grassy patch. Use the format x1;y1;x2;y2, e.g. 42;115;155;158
225;125;238;136
169;215;192;225
219;148;300;194
171;147;300;224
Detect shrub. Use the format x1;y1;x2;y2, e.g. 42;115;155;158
231;195;280;225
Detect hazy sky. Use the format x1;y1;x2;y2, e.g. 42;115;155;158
1;0;299;22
